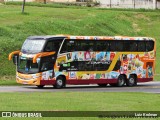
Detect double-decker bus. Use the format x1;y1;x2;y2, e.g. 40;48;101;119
9;35;156;88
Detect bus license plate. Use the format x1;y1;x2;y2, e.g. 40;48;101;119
23;82;28;84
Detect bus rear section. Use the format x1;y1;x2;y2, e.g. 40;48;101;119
9;36;156;88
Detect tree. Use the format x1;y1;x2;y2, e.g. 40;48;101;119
22;0;26;13
155;0;160;9
44;0;46;4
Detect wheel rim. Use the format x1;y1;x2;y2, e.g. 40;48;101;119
129;78;135;85
57;79;63;86
118;77;124;86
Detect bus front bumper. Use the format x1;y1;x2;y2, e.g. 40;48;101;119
16;74;41;85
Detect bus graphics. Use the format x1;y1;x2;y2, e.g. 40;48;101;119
9;35;156;88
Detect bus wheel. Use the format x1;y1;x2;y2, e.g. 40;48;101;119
36;85;44;89
117;75;126;87
126;75;137;87
54;77;65;89
98;84;107;87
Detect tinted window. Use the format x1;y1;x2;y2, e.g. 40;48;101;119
123;41;137;51
146;41;154;51
67;41;75;52
44;41;52;52
44;40;62;52
137;41;146;51
40;56;54;71
123;40;154;52
77;41;95;51
60;39;154;53
110;41;123;51
59;60;120;71
96;41;110;51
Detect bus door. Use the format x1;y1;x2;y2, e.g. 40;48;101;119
40;38;63;77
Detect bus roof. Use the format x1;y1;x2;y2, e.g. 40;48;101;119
67;36;154;41
27;35;154;41
27;35;66;40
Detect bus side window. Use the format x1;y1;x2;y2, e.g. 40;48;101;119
138;41;146;52
96;42;101;51
60;41;67;53
53;41;61;51
67;41;75;52
124;41;137;52
146;41;154;51
78;61;86;71
129;41;137;51
110;40;124;51
110;41;116;51
77;40;94;51
70;61;78;71
86;62;94;70
44;41;61;52
96;41;108;51
103;41;110;51
40;57;53;71
74;41;80;51
60;40;75;53
44;41;52;52
80;41;88;51
116;40;123;51
88;41;94;51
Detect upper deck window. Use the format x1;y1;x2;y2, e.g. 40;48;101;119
60;39;154;53
44;40;62;52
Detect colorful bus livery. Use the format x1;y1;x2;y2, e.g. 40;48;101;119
9;35;156;88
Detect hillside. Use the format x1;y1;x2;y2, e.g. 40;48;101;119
0;4;160;82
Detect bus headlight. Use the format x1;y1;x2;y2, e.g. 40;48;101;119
32;75;41;79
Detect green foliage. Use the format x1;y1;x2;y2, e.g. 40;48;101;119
5;1;99;8
0;92;159;119
0;92;159;120
5;2;69;8
0;5;160;82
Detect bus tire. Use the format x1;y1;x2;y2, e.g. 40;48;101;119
126;75;137;87
117;75;126;87
98;84;107;87
36;85;44;88
54;76;65;89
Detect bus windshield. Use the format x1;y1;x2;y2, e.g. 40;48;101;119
18;58;40;74
21;39;46;54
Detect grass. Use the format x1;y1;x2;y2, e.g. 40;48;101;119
0;4;160;85
1;92;160;111
4;1;96;8
0;75;17;85
0;92;160;119
0;5;159;120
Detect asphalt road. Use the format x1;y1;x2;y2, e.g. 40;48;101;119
0;81;160;93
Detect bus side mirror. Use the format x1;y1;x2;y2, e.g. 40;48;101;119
13;54;19;65
8;50;20;65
